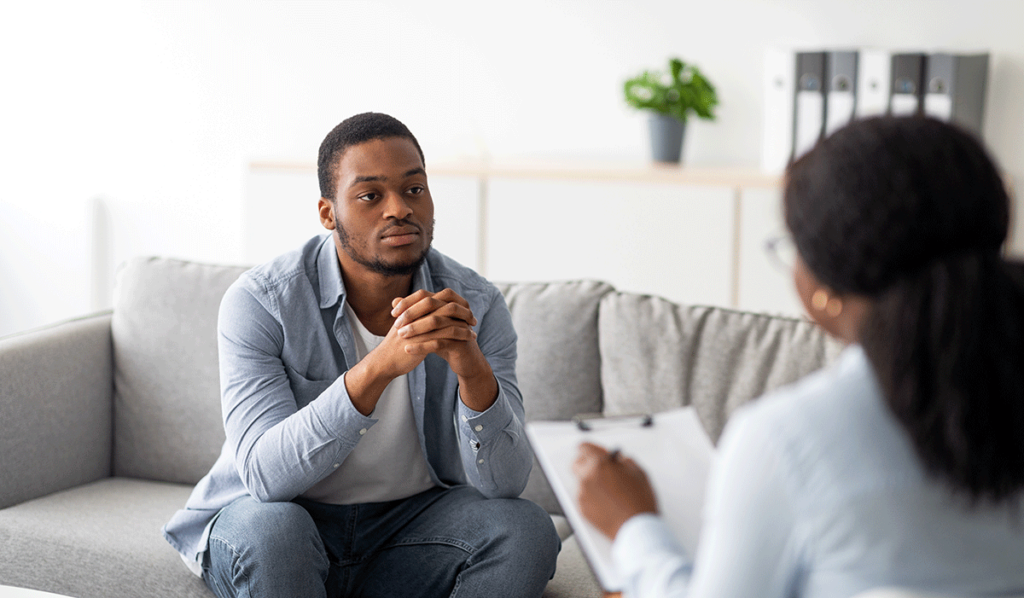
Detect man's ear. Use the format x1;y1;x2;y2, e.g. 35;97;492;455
318;197;336;230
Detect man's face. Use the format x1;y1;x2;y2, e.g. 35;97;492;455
323;137;435;277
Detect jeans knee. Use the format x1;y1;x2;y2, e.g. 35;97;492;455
254;501;319;545
458;498;558;596
210;498;327;572
517;500;560;555
487;499;561;566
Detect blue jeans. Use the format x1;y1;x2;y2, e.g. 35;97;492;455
202;485;560;598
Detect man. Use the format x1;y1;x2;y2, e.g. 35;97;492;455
162;112;560;597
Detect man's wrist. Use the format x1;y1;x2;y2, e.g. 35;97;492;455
344;353;396;415
457;366;499;412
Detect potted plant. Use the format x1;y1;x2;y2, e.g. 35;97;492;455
624;57;719;163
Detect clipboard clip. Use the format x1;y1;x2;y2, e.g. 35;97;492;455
572;412;653;431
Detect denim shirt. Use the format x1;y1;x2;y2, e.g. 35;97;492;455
162;234;532;566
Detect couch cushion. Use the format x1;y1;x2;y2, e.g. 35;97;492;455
495;280;615;515
496;280;613;422
542;533;605;598
112;257;249;483
0;478;211;598
599;293;844;442
0;478;595;598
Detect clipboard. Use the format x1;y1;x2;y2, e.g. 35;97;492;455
525;407;715;593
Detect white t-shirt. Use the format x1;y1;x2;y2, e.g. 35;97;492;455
300;304;435;504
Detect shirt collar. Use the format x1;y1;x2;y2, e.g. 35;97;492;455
317;234;346;310
411;252;431;294
315;234;434;309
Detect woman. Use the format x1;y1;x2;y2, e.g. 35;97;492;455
574;116;1024;597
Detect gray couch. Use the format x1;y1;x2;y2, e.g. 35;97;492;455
0;256;841;598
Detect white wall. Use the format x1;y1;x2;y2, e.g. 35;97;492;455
3;0;1024;336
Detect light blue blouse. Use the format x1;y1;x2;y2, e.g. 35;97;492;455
613;345;1024;598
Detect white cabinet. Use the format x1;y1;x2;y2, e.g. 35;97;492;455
736;187;805;318
245;161;805;318
485;177;736;308
422;175;483;272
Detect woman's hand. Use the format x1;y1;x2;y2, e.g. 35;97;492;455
573;442;658;539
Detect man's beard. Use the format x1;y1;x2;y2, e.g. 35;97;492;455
336;219;434;277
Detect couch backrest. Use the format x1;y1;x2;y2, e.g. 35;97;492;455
110;257;840;516
110;258;615;489
597;292;844;442
493;280;613;422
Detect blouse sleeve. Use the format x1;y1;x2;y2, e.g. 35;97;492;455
611;408;806;598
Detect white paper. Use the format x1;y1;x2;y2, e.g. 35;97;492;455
525;407;715;592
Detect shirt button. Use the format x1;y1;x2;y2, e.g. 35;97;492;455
461;415;468;422
359;428;367;435
474;425;483;432
478;459;484;464
333;463;340;469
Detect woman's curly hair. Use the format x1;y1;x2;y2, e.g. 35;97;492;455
785;116;1024;504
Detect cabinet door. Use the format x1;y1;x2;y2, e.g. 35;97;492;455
426;175;482;272
485;178;735;307
736;187;805;318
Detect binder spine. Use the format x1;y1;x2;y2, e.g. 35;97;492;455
856;49;891;118
825;51;858;136
793;52;826;160
762;48;796;173
890;53;926;116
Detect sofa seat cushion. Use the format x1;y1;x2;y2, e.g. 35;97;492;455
0;477;597;598
0;478;210;598
543;533;604;598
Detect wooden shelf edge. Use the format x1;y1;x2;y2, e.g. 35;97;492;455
249;160;783;189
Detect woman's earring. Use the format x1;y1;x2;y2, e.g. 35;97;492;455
811;289;843;318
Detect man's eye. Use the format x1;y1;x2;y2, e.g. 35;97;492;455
408;186;424;195
358;192;379;202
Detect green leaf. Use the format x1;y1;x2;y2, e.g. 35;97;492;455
669;58;684;83
623;56;719;123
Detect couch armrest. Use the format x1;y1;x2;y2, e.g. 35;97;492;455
0;313;114;509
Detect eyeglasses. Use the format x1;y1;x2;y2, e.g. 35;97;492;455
764;235;797;273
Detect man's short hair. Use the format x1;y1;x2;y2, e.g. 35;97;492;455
318;112;425;200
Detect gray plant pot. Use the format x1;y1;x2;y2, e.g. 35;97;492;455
648;114;687;163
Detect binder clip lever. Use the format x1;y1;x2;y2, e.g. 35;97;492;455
572;413;653;432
